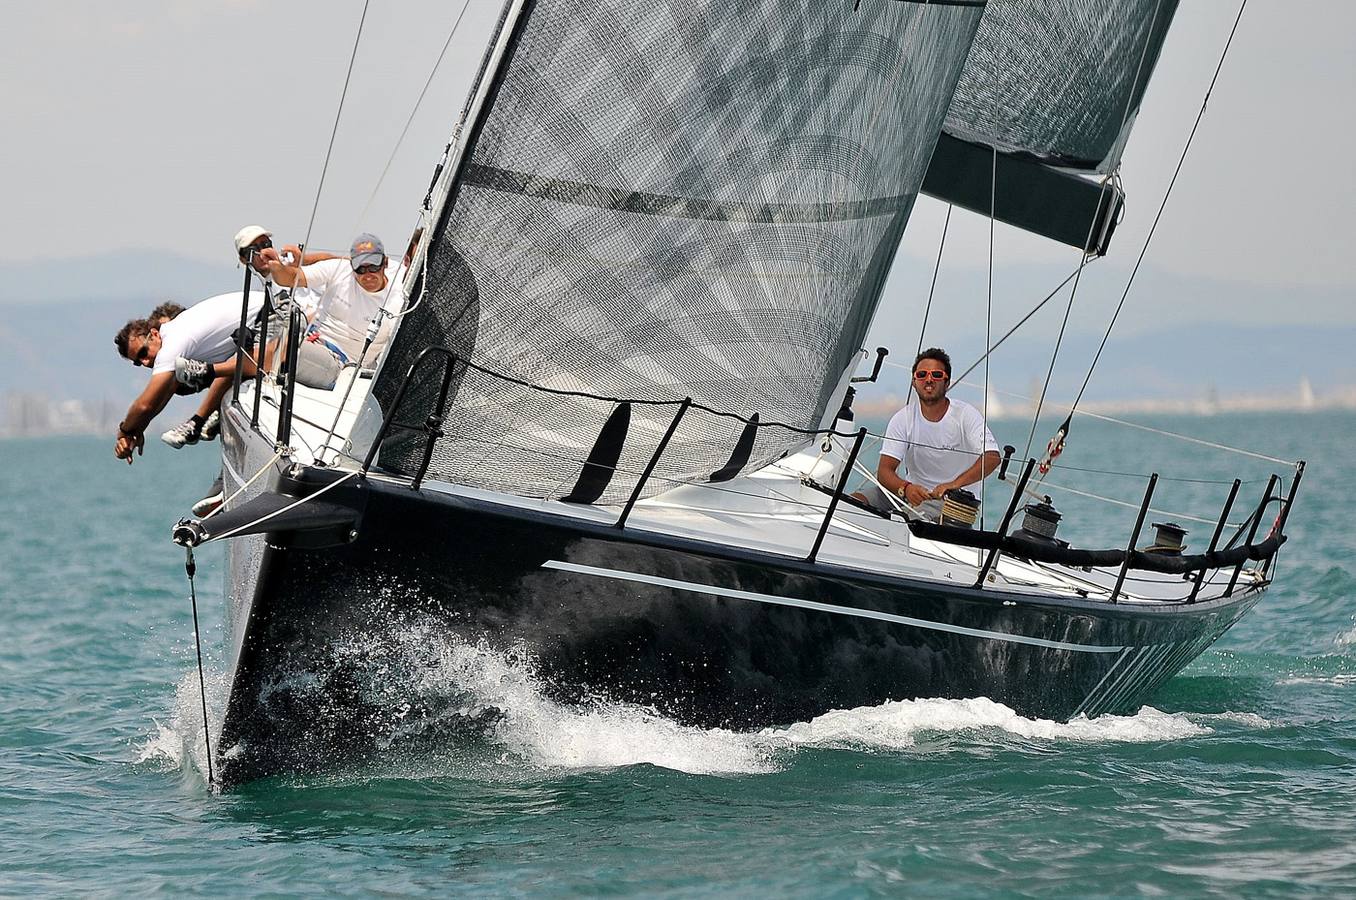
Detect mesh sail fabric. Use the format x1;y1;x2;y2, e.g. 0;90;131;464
373;0;984;503
944;0;1178;171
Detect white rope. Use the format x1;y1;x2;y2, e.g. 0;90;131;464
202;447;286;520
210;471;360;544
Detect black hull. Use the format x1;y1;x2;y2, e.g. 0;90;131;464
216;419;1261;787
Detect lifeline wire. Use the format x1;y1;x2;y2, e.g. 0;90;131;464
969;377;1296;466
303;0;372;250
1070;0;1251;414
915;204;952;364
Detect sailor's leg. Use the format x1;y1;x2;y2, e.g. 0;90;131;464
292;340;343;390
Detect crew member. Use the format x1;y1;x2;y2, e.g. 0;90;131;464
873;347;1001;519
112;290;265;464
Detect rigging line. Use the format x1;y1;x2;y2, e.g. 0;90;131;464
915;204;952;364
983;148;994;528
1020;0;1169;465
303;0;372;250
183;548;214;790
952;266;1085;385
209;472;360;544
356;0;474;228
1071;0;1251;415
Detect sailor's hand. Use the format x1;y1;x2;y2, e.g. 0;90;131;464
255;247;280;268
114;431;144;464
281;244;303;266
929;482;956;501
903;481;930;507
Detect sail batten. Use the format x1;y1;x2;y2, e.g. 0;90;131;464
375;0;986;502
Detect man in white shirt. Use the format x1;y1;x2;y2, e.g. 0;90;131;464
112;291;265;463
272;231;404;367
871;347;1001;519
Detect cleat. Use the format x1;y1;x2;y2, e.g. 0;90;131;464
161;418;202;449
175;356;215;392
200;410;221;442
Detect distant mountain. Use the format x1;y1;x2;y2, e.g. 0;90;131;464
0;253;244;421
0;251;236;306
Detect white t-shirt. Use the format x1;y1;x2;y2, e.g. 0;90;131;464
297;258;406;361
153;291;266;375
880;397;999;490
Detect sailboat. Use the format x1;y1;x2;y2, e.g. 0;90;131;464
175;0;1303;787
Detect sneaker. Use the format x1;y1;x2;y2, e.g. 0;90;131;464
200;410;221;442
175;356;215;392
161;418;202;449
191;475;225;517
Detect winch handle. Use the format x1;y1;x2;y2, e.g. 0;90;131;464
851;347;889;384
997;445;1016;480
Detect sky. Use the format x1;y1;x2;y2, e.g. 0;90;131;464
1;1;1353;397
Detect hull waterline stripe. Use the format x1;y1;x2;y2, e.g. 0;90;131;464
543;560;1124;654
1072;647;1133;718
1088;645;1152;715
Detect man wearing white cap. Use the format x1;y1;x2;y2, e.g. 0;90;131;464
232;224;337;282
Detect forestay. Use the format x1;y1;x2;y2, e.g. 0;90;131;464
373;0;985;503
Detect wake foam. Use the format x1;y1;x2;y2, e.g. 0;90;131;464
761;696;1213;750
138;626;1266;780
134;666;230;779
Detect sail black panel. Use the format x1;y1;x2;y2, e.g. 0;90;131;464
374;0;985;501
924;0;1177;253
945;0;1178;171
922;133;1124;255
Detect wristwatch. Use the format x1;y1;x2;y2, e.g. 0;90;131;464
896;481;911;500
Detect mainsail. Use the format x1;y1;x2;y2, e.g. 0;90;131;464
924;0;1179;253
372;0;985;502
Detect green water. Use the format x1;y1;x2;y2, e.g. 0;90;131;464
2;413;1353;896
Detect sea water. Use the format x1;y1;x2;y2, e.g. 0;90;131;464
2;413;1353;896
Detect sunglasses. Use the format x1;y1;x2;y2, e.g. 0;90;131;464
914;369;948;381
353;261;384;275
239;237;272;260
